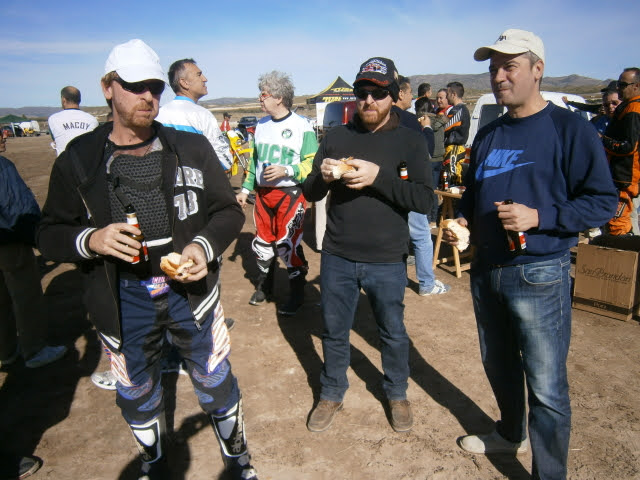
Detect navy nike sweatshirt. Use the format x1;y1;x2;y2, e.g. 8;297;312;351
458;102;618;266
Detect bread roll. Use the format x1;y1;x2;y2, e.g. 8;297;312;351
332;156;355;179
160;252;194;280
442;219;470;252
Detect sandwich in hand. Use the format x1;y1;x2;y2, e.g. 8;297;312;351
160;252;194;280
442;219;470;252
331;156;355;179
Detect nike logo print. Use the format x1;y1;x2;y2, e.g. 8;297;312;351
476;149;533;180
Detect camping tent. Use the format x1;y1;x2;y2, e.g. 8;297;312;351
306;77;355;105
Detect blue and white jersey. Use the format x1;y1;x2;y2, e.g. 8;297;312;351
157;96;232;170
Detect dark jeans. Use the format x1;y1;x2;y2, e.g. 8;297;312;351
470;253;572;480
0;243;46;360
319;252;408;402
429;161;442;223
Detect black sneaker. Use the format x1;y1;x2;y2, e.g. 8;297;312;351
139;456;170;480
226;454;258;480
277;297;303;316
0;453;42;479
249;290;266;306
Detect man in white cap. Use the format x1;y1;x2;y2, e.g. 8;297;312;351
444;30;617;479
36;39;258;480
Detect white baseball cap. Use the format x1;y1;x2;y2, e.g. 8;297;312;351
104;39;165;83
474;29;545;63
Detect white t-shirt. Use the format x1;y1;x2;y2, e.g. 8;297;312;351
48;109;99;156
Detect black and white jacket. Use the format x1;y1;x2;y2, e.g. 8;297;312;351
37;121;244;350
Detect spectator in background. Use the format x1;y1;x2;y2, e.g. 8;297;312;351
444;81;470;185
48;86;98;156
221;112;232;132
601;67;640;236
435;88;451;115
417;97;448;224
394;77;449;297
236;71;318;316
563;81;621;135
592;88;622;135
0;134;68;369
562;81;618;116
156;58;234;172
417;82;436;112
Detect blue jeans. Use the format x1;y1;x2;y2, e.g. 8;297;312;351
470;253;572;480
319;252;408;401
408;211;435;292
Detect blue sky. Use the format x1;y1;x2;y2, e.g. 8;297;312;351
2;0;638;108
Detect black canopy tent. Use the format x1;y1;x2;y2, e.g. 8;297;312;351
306;77;356;105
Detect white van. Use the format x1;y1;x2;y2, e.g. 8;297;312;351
466;91;592;148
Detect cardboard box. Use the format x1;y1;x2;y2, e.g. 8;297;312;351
573;243;640;321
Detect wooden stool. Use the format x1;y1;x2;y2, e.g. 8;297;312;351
432;189;473;278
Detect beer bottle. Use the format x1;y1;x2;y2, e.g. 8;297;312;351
442;169;449;190
123;205;150;275
503;199;527;255
398;161;408;180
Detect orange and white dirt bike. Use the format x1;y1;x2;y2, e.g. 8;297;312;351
224;129;252;178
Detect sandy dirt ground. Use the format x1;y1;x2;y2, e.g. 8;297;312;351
0;135;639;480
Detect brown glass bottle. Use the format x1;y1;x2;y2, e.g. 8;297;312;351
123;205;150;275
398;161;408;180
503;199;527;255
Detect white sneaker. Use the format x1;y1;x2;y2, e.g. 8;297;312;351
25;345;67;368
91;370;118;390
419;279;451;296
459;430;528;455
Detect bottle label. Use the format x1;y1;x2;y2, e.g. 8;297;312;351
400;167;408;180
141;241;149;261
518;232;527;249
507;231;526;253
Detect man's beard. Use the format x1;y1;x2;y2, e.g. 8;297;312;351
358;102;392;129
119;101;158;129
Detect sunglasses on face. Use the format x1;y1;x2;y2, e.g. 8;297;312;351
116;78;165;95
258;93;272;101
617;81;638;90
353;87;390;101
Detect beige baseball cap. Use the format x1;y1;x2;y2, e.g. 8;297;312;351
474;29;545;63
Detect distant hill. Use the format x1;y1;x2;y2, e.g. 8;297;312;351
409;73;614;97
1;74;613;119
201;97;255;107
0;106;60;119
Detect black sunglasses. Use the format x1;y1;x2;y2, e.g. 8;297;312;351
617;81;638;90
116;78;165;95
353;86;390;101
